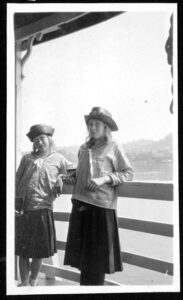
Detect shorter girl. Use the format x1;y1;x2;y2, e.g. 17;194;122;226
15;124;71;286
63;107;134;285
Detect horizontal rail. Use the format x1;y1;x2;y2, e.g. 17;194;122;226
54;212;70;222
118;217;173;237
123;252;173;276
118;181;173;200
41;264;118;285
56;241;173;276
54;212;173;237
62;181;173;201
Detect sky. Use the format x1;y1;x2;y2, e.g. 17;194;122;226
18;10;174;151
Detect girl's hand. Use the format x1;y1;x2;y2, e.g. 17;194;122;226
62;175;76;185
54;176;63;197
87;176;112;191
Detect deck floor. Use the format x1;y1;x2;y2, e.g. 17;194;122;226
16;263;173;287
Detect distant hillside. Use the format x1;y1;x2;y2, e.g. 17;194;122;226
122;133;173;162
57;133;173;164
21;133;173;164
57;145;79;165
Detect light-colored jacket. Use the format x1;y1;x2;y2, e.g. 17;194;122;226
72;140;134;209
16;151;71;211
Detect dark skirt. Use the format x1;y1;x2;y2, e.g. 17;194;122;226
64;199;123;274
15;209;57;258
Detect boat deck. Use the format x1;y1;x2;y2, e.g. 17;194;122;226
15;263;173;287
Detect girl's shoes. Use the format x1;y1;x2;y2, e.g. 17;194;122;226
29;276;38;286
17;280;29;286
17;276;38;287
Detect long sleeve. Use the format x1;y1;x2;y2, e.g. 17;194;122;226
109;145;134;186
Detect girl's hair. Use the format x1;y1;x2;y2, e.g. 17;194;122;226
32;135;56;155
86;123;112;147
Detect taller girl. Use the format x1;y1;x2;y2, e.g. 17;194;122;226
63;107;134;285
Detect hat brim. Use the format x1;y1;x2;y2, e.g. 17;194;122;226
84;114;118;131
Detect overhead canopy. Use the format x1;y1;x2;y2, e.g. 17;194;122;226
14;12;124;51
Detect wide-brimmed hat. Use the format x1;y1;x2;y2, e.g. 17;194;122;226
26;124;55;142
84;107;118;131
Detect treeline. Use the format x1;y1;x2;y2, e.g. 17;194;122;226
22;133;173;165
122;133;172;162
57;145;79;165
57;133;173;164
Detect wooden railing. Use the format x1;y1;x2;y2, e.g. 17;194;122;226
40;181;173;285
15;181;173;285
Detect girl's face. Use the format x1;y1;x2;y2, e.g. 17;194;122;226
33;134;50;153
88;119;106;139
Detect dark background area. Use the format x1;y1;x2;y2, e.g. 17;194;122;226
1;0;183;299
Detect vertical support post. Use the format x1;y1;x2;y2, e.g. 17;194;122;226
43;254;60;282
15;255;20;282
15;41;23;169
165;14;173;114
15;41;22;282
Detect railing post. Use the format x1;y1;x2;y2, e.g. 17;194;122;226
43;253;60;281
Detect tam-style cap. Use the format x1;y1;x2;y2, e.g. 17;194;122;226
26;124;55;142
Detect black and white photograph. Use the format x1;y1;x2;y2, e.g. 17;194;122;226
6;2;179;295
